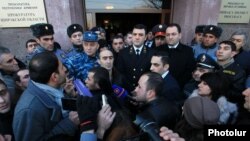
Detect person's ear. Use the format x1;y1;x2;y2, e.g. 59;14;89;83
146;89;156;100
50;72;58;82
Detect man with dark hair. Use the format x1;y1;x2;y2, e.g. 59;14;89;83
157;23;196;89
111;35;124;65
124;31;133;48
25;39;37;54
13;52;79;141
190;25;206;46
133;72;180;129
116;24;155;91
150;52;181;102
29;23;66;63
194;25;223;60
25;39;37;64
12;68;30;105
66;24;84;57
216;40;246;109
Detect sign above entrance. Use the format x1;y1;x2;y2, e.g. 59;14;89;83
218;0;250;23
0;0;47;28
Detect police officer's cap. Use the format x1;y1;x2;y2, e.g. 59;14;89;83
152;24;167;37
195;25;206;33
30;23;54;38
83;31;98;42
203;25;222;38
67;24;83;37
196;53;219;70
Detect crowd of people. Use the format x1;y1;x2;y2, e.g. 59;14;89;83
0;22;250;141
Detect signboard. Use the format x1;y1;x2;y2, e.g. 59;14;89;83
0;0;47;28
218;0;250;23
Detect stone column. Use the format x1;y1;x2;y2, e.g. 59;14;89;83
45;0;86;51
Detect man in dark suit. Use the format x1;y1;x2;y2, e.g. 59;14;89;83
157;23;196;89
150;52;182;103
116;24;154;92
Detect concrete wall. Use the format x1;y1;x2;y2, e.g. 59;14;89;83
0;0;85;61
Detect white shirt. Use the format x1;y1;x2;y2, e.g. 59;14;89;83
168;42;179;49
133;45;143;55
161;70;169;79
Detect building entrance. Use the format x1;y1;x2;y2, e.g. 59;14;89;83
96;13;161;41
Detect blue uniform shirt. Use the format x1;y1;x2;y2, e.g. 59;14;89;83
28;45;67;63
64;52;99;81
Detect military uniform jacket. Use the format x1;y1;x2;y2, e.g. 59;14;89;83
66;44;83;58
219;61;246;106
116;46;155;91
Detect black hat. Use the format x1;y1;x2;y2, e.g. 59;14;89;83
30;23;54;38
67;24;83;37
203;25;222;38
196;53;219;70
152;24;167;37
195;25;206;33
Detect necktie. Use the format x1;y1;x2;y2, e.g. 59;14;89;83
136;49;140;57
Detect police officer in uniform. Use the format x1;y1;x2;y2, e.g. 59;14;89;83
193;25;223;60
116;24;155;91
29;23;66;63
183;53;220;98
151;24;167;48
190;25;206;46
64;31;100;81
66;24;84;57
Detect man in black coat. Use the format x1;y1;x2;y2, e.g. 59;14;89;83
157;23;196;89
216;40;246;108
116;24;155;92
133;72;180;129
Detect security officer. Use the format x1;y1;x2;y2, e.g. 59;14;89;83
193;25;223;60
191;25;206;46
116;24;155;92
152;24;167;48
183;53;220;98
64;31;100;81
29;23;66;63
216;40;246;108
66;24;84;57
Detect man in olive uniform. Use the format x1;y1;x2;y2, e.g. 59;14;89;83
29;23;66;63
116;24;154;92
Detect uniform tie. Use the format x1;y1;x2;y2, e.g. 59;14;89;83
136;49;140;55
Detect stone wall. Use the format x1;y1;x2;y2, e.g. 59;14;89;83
0;0;85;62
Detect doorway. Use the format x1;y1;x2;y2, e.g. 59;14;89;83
96;13;161;41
